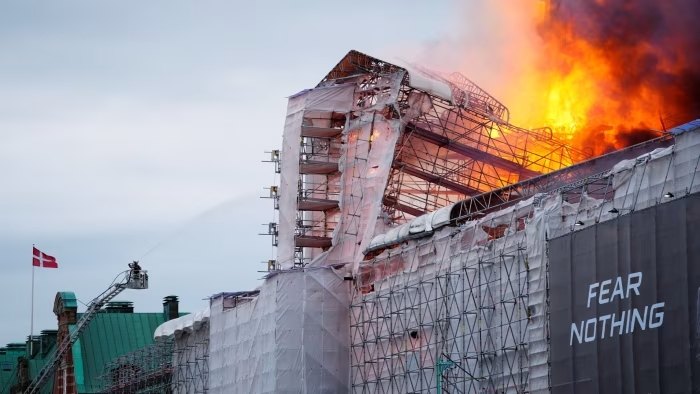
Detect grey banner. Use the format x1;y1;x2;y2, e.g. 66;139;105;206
550;193;700;394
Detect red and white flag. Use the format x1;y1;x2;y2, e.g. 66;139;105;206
33;247;58;268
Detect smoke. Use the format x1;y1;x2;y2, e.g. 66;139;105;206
612;128;662;153
546;0;700;128
411;0;700;153
410;0;544;117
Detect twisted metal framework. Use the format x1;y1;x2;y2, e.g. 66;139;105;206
263;51;593;267
448;133;675;223
320;50;591;225
269;51;678;268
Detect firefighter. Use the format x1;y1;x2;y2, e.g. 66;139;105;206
128;261;141;278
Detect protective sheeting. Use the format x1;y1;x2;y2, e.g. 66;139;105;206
301;68;474;273
304;85;356;113
308;113;401;271
388;57;455;104
277;92;308;267
430;203;453;228
367;203;456;252
350;191;603;392
609;122;700;215
350;123;700;393
153;307;210;341
278;72;400;269
351;200;542;393
140;311;211;393
669;118;700;134
208;267;350;394
549;193;700;394
276;65;449;271
405;68;454;105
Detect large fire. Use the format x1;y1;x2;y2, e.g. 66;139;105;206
421;0;700;157
519;0;700;156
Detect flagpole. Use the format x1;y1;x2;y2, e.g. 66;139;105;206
30;245;35;356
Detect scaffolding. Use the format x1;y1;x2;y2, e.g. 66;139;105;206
350;121;700;393
319;51;591;222
351;206;536;394
171;323;209;394
264;50;592;269
98;341;174;393
98;321;209;394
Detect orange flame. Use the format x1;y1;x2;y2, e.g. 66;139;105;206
522;3;654;155
416;0;700;160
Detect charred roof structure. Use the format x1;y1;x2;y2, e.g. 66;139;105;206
253;50;700;393
264;50;593;270
318;51;590;217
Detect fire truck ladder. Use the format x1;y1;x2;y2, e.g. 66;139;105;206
23;267;149;394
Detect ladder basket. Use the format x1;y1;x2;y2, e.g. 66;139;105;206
126;270;149;289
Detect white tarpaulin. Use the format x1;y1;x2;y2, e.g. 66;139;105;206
208;267;350;394
153;307;210;341
277;92;308;267
304;84;356;113
308;113;401;272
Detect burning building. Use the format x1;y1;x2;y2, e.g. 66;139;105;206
8;3;700;393
104;44;700;393
251;48;700;393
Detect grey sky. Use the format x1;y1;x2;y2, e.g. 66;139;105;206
0;1;458;345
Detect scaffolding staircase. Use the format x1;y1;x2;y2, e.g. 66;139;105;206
23;268;149;394
293;114;345;263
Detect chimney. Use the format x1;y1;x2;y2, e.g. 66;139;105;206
6;343;27;359
163;296;179;321
39;330;58;356
25;337;40;359
104;301;134;313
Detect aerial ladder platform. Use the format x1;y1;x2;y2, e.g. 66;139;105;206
23;264;149;394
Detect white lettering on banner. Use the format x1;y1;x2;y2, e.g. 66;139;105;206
570;272;666;345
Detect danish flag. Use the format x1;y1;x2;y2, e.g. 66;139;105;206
33;247;58;268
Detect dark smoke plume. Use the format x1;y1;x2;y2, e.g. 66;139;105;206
547;0;700;130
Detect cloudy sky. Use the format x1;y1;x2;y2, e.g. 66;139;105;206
0;0;535;347
0;1;468;345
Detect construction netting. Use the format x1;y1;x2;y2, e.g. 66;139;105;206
207;266;350;394
349;122;700;393
228;48;700;393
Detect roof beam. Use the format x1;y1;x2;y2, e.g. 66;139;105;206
392;160;480;196
382;196;427;217
406;123;540;179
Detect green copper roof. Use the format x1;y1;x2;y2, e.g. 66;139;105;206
72;336;85;388
2;312;186;394
57;292;77;309
0;346;22;394
27;358;54;394
73;311;187;393
0;337;57;394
